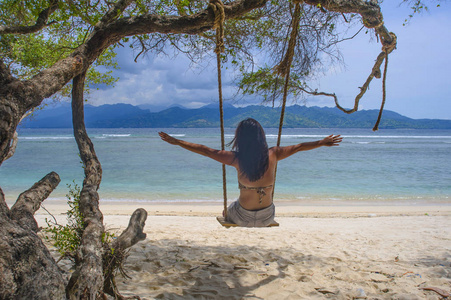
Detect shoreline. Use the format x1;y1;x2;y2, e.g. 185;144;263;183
34;200;451;218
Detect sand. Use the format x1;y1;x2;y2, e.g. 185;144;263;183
35;202;451;299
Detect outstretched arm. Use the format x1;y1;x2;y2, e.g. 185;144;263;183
273;135;342;161
159;132;236;166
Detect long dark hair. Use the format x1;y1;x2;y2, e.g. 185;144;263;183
228;118;269;182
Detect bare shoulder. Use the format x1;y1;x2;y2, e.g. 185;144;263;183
268;147;279;160
228;151;239;168
268;146;279;153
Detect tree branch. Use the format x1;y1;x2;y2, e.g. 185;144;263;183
333;35;395;115
8;0;266;127
5;111;33;161
67;70;105;299
10;172;60;232
103;0;268;36
0;0;59;35
372;49;389;131
303;0;396;46
302;0;383;26
26;55;85;107
113;208;147;251
299;0;397;121
97;0;135;27
319;25;364;51
72;75;103;188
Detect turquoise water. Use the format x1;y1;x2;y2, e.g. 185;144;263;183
1;128;450;205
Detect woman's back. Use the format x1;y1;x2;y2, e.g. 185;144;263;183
234;148;278;210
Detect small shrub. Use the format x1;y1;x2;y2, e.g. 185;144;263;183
43;181;84;262
43;181;116;262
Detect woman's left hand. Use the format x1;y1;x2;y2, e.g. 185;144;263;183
321;135;342;146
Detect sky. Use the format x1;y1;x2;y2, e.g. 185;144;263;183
88;1;451;120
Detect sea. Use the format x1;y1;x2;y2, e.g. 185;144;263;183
1;127;450;206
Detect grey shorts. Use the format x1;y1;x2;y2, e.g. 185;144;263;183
225;200;275;227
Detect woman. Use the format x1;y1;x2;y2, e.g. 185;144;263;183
159;118;342;227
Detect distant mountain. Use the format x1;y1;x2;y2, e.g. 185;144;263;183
21;103;148;128
137;103;188;112
20;103;451;129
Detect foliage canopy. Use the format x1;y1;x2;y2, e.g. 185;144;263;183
0;0;365;105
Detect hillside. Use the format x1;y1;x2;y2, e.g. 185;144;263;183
20;103;451;129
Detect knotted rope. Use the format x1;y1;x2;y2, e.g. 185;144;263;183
274;3;301;78
209;0;228;218
381;32;397;54
209;0;225;54
363;19;385;29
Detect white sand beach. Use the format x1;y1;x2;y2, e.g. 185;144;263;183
35;203;451;299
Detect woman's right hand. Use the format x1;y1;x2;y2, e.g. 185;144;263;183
159;132;179;145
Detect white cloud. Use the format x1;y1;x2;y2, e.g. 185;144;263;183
89;2;451;120
304;1;451;119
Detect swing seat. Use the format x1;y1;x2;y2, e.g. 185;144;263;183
216;216;279;228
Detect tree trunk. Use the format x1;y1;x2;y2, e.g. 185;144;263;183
0;62;150;300
0;55;84;165
66;71;106;299
0;174;66;299
66;71;149;299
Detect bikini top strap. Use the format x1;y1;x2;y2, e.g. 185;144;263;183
238;182;273;191
238;182;273;204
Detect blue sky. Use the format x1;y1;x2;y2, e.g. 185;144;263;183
89;1;451;120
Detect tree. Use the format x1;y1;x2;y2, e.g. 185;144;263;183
0;0;397;298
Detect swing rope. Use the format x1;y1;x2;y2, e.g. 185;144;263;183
209;0;228;218
272;2;301;198
212;0;301;221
